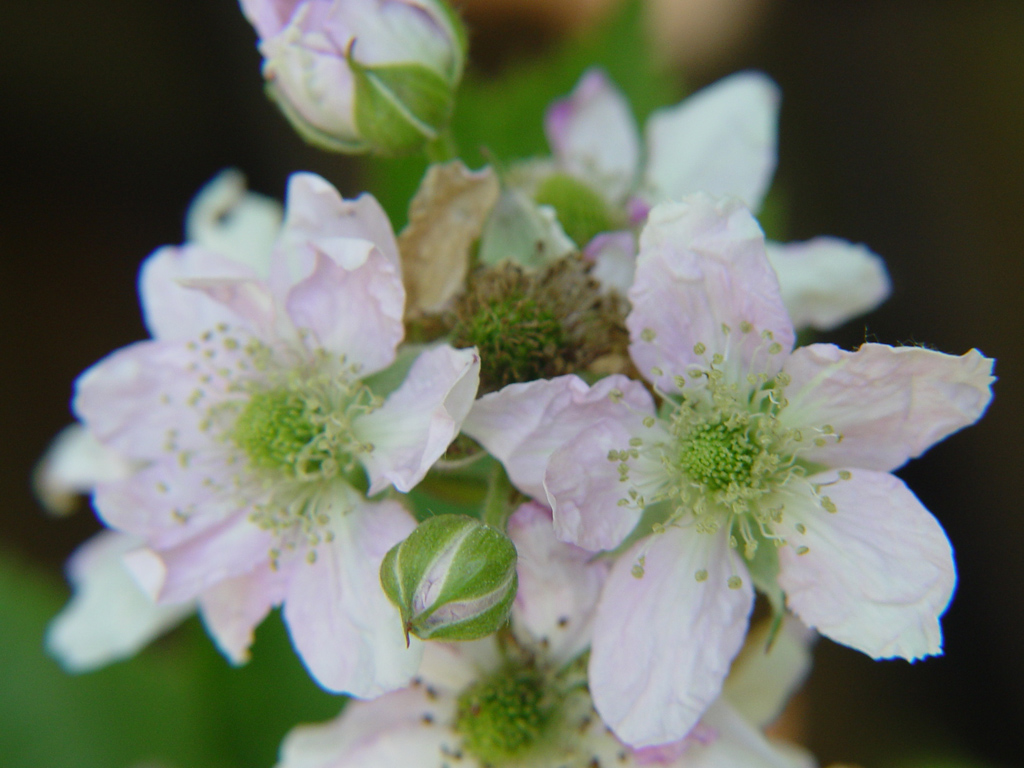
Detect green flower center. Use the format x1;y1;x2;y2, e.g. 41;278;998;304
455;665;560;766
533;172;615;247
677;418;760;492
232;389;320;474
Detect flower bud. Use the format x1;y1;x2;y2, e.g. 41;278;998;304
240;0;467;155
380;514;517;642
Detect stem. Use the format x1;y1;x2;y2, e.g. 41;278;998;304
481;461;514;531
425;127;458;163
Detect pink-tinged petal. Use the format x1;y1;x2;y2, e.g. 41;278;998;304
284;499;423;697
545;417;660;552
545;68;641;203
357;345;480;495
175;275;277;339
590;527;754;748
124;512;274;604
33;423;132;516
285;240;405;373
628;196;794;393
184;168;282;273
73;340;226;462
766;237;891;331
92;454;241;549
463;374;655;501
585;230;637;294
200;560;294;664
46;531;193;672
782;343;995;472
239;0;304;40
776;469;956;660
643;71;780;212
507;503;609;665
280;172;401;272
277;686;457;768
688;699;809;768
139;245;269;341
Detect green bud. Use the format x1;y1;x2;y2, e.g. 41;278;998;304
533;172;615;247
380;514;517;642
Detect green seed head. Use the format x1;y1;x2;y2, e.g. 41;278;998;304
533;172;615;247
455;665;559;765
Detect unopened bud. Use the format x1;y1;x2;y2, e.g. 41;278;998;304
380;514;517;642
241;0;466;155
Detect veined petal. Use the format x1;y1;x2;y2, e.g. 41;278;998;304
285;239;405;374
139;245;269;341
507;503;609;665
628;196;794;393
46;531;193;672
280;172;401;272
92;454;241;549
545;68;641;203
463;374;654;502
33;423;132;516
126;512;275;604
276;686;459;768
184;168;282;273
776;470;956;660
73;340;228;461
643;71;780;212
199;559;294;665
767;237;891;331
590;527;754;747
357;345;480;495
546;418;656;552
283;499;423;697
782;343;995;472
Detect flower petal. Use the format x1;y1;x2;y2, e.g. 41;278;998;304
357;345;480;495
507;503;609;665
776;469;956;660
280;172;401;271
782;343;995;472
545;418;656;552
545;68;641;203
199;560;293;665
692;699;811;768
125;512;275;604
590;527;754;747
628;195;794;392
285;239;405;374
184;168;282;273
767;237;891;331
283;499;423;697
585;230;637;294
139;245;270;341
73;340;227;461
643;71;780;212
238;0;302;40
463;374;654;502
33;423;132;516
46;531;193;672
276;686;457;768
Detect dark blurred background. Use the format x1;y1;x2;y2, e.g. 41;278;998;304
2;1;1021;766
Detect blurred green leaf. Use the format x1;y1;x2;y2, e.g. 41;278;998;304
0;549;340;768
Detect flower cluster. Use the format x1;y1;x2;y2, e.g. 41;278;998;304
37;4;996;767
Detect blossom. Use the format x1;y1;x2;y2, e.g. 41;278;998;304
464;194;994;746
240;0;466;155
66;171;479;697
275;503;810;768
527;68;890;331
